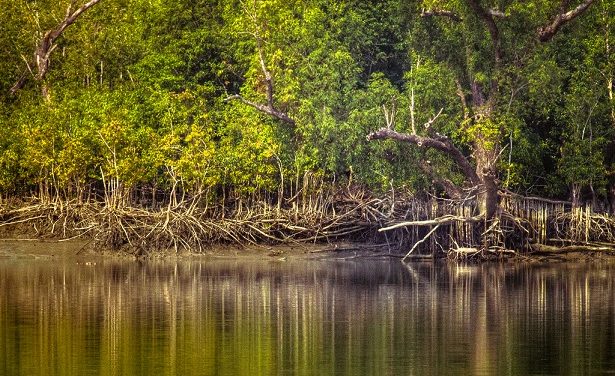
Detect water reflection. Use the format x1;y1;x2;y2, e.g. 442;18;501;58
0;256;614;375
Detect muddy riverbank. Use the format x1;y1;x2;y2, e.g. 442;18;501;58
0;238;613;265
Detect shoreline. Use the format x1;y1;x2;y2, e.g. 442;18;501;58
1;195;614;260
0;238;613;264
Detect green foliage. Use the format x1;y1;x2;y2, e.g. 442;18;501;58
0;0;611;204
217;103;281;192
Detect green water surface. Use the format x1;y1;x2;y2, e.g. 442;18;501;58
0;252;614;375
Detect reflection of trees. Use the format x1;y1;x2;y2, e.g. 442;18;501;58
0;259;614;375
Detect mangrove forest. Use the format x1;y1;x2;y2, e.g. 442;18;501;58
0;0;614;257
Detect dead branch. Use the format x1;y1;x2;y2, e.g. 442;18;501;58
423;108;444;133
383;102;396;130
421;9;462;22
403;224;441;261
531;243;615;254
367;128;481;186
538;0;596;42
379;214;483;231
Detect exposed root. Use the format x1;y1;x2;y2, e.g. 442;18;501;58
0;188;613;258
0;191;387;253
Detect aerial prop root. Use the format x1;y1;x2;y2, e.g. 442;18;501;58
380;210;532;259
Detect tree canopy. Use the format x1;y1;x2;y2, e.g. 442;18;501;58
0;0;613;211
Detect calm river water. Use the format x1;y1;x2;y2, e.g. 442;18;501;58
0;251;614;375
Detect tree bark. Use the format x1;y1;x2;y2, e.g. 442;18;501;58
10;0;102;100
224;35;295;125
367;128;481;187
477;161;499;218
538;0;596;42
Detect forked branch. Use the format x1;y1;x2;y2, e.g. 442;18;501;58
368;104;480;187
538;0;596;42
225;36;295;125
367;127;481;186
10;0;103;98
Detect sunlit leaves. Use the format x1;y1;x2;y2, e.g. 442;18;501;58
0;0;610;203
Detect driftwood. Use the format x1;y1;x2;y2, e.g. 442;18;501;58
403;224;441;261
380;214;483;232
531;243;615;254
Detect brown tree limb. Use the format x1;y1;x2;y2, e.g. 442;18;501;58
465;0;503;65
224;94;295;125
538;0;596;42
9;72;28;95
225;33;295;125
10;0;102;98
367;128;481;186
418;160;464;199
421;9;462;22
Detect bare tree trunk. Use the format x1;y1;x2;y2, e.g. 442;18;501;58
608;185;615;214
476;160;499;218
571;183;582;208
